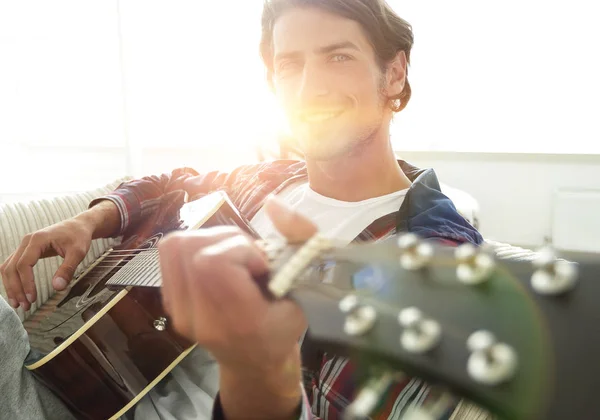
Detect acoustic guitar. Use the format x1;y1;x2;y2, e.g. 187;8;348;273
23;191;259;419
23;191;600;420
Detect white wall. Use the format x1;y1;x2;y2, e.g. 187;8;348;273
400;152;600;250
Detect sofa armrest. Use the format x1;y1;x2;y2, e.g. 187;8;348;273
0;177;131;321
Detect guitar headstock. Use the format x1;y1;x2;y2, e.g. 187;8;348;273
284;235;600;420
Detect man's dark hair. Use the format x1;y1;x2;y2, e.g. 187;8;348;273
260;0;414;112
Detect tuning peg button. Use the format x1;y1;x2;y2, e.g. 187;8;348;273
531;247;578;295
455;243;495;285
398;307;441;354
339;295;377;336
397;233;434;271
467;330;517;386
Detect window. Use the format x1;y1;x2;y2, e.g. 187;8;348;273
0;0;126;199
389;0;600;153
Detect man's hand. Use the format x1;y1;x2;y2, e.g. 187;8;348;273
0;200;120;311
158;195;318;419
0;218;93;310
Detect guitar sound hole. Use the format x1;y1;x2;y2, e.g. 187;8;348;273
89;265;126;297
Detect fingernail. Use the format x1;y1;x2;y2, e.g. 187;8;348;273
54;277;67;289
20;301;27;309
26;294;35;303
8;298;18;308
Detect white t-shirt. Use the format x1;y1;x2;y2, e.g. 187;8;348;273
251;180;407;246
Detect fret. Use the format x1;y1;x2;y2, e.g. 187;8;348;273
107;252;146;286
106;250;162;288
143;269;163;288
138;261;162;288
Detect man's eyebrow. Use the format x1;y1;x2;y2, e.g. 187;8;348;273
274;41;360;62
316;41;360;55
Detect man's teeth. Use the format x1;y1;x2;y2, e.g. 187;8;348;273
303;112;339;122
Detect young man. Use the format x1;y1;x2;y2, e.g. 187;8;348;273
1;0;483;419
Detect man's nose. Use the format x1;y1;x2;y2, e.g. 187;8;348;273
297;63;330;102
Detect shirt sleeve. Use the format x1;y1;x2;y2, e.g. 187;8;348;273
89;164;259;237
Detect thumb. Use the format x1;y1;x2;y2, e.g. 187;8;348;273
53;250;84;291
264;195;318;243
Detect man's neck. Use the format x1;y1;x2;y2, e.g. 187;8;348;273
306;139;412;202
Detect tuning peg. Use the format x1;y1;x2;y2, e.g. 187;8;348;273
343;372;395;420
531;246;578;295
398;307;441;354
454;243;495;285
339;295;377;336
397;233;434;270
467;330;517;386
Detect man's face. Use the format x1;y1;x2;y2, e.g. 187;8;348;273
271;7;394;160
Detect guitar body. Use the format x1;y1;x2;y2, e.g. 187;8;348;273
23;191;257;419
24;284;191;419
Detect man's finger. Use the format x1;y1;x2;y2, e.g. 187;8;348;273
53;248;86;291
16;240;45;305
158;234;193;337
1;255;21;308
2;236;33;308
201;235;268;277
158;228;242;319
191;253;268;343
264;195;318;243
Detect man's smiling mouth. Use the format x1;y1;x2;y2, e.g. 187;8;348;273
299;110;344;123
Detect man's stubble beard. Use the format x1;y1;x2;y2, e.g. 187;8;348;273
301;83;389;162
300;118;382;161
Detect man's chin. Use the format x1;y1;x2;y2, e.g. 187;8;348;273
301;141;352;161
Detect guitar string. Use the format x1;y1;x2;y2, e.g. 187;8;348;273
77;251;460;271
71;243;460;287
101;238;277;255
79;241;285;268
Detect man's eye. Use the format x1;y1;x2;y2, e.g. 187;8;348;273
330;54;351;63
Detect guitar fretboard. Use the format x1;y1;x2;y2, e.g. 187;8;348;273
105;249;162;288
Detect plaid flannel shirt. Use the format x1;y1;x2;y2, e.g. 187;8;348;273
92;159;484;420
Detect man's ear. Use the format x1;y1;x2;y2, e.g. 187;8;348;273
385;50;407;99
